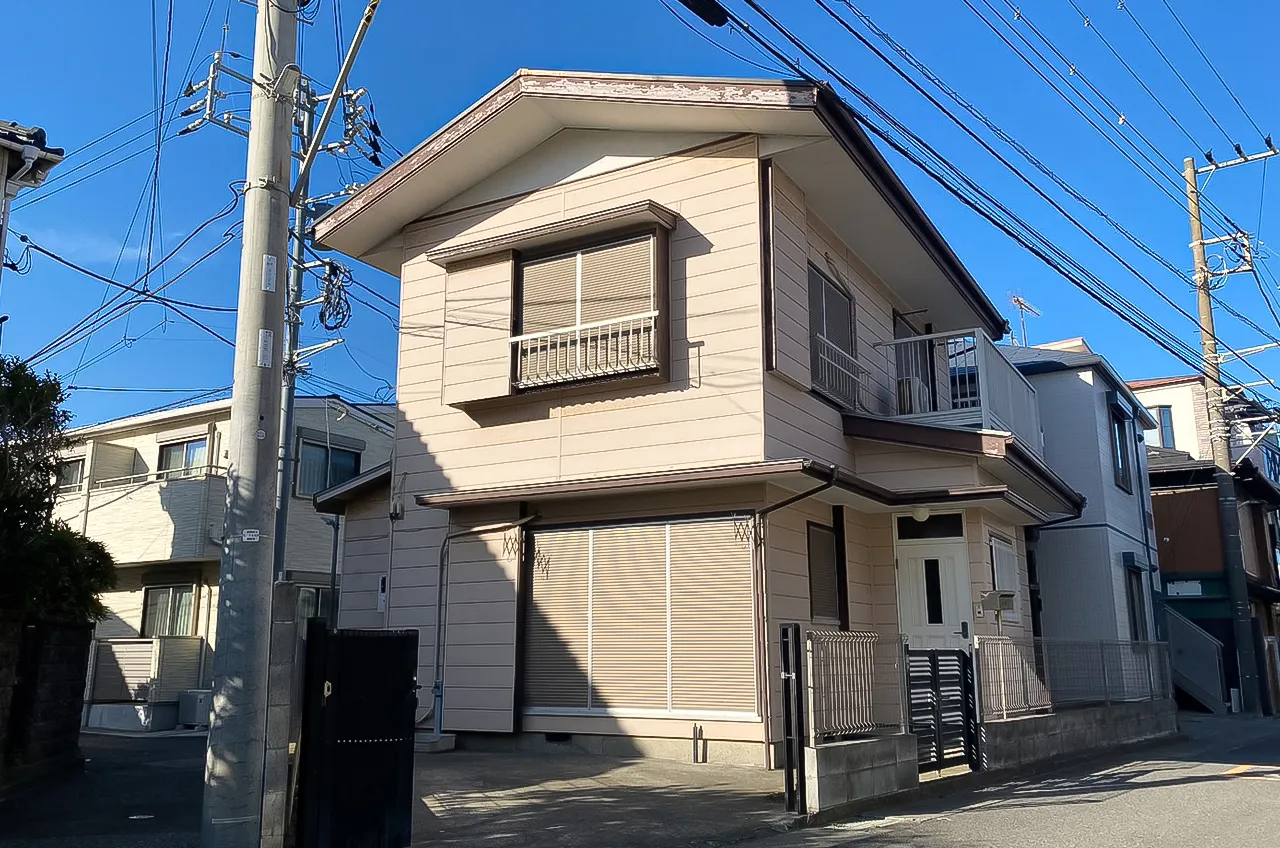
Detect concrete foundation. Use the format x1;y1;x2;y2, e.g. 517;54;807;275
84;702;178;733
980;698;1179;771
802;734;919;814
455;731;768;768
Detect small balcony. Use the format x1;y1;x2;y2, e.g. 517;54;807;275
55;470;226;564
871;329;1043;453
511;311;659;389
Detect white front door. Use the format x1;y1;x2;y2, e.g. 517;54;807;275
897;541;971;651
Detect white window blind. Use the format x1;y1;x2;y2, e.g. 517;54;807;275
990;535;1021;623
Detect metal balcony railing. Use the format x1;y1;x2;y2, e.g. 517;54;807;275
805;629;907;743
511;311;659;388
975;636;1172;721
875;328;1042;452
811;334;869;413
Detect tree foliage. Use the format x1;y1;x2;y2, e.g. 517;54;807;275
0;357;114;621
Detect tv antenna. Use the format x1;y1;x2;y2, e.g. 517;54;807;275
1010;295;1042;346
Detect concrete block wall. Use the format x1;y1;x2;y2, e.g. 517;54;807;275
803;734;918;814
980;699;1179;772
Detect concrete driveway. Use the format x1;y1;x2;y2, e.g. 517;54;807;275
413;748;793;847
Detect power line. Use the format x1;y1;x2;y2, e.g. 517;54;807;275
719;1;1277;399
1119;1;1241;148
807;0;1259;381
1154;0;1267;144
68;384;227;393
1060;0;1208;154
659;0;791;75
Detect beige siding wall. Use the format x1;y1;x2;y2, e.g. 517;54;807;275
966;510;1030;639
388;486;766;738
394;135;766;499
760;489;898;749
337;493;392;630
763;166;930;481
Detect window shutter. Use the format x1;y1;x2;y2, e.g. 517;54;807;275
579;237;653;324
520;253;578;334
589;524;668;710
808;524;841;624
669;521;756;713
525;531;590;709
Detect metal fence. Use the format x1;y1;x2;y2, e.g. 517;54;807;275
976;636;1172;721
512;311;658;388
805;630;907;743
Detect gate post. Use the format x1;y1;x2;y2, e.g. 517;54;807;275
779;623;806;815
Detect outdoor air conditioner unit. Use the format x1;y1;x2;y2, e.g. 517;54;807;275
896;376;931;415
178;690;212;728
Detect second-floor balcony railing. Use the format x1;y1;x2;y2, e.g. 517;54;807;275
54;469;226;564
875;328;1042;453
512;311;659;389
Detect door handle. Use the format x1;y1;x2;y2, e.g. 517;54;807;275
956;622;970;639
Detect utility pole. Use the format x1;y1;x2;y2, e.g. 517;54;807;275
273;89;315;580
1185;155;1261;714
202;0;297;844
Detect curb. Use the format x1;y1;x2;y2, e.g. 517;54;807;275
802;730;1190;828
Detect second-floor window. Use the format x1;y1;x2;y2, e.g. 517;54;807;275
808;265;858;410
514;235;657;388
57;458;85;492
296;442;361;498
1147;405;1175;448
1110;410;1133;492
158;438;207;479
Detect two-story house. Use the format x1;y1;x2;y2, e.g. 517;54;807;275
1005;339;1159;645
311;70;1083;767
58;395;392;730
1130;375;1280;713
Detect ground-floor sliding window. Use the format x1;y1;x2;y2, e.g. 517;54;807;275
524;517;757;718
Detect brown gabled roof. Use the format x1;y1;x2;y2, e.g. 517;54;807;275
1128;375;1201;391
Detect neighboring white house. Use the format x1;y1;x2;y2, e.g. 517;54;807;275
57;395;393;730
1006;339;1160;643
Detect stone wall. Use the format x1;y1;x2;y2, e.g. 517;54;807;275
980;699;1179;772
803;734;919;814
3;623;93;771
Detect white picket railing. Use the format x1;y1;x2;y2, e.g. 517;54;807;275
512;311;659;388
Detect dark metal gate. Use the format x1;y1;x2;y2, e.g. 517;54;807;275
298;622;419;848
906;648;978;771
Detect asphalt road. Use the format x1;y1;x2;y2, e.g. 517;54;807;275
0;732;204;848
757;714;1280;848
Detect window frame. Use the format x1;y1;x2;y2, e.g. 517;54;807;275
1149;405;1176;449
1110;408;1134;493
140;584;196;638
807;520;846;628
514;230;659;335
57;457;85;493
988;533;1022;624
293;440;362;499
1124;565;1149;641
807;263;859;410
156;437;208;480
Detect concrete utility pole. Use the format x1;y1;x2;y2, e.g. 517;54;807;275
273;90;315;580
202;0;297;844
1184;155;1261;714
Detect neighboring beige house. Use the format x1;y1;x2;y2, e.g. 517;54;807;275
59;395;392;729
312;70;1083;767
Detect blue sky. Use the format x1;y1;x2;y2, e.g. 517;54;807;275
2;0;1278;426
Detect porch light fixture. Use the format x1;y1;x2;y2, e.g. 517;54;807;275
911;506;931;523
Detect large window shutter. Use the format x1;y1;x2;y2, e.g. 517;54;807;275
589;524;668;710
669;521;756;713
525;531;591;709
520;253;578;334
579;237;653;324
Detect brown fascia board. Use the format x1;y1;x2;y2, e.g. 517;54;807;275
843;413;1085;515
313;71;817;251
313;462;391;515
811;87;1008;340
413;457;1012;512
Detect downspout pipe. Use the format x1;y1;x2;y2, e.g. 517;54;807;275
755;463;839;519
428;514;538;737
